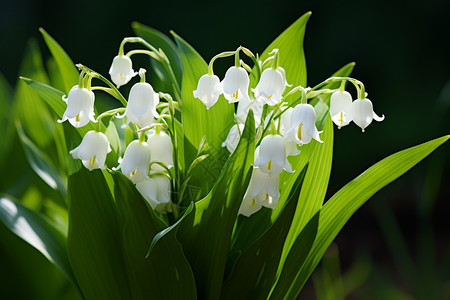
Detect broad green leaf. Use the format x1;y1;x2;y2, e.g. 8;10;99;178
221;166;308;300
290;135;450;296
40;28;79;93
176;111;255;300
278;61;356;270
0;218;81;299
252;12;311;103
132;22;182;93
268;212;320;300
0;195;75;284
112;172;197;299
68;169;131;299
14;39;55;150
20;77;66;117
281;117;333;254
16;122;67;198
172;31;234;196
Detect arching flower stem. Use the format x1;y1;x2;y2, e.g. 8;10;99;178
207;51;235;75
76;64;128;107
119;36;181;101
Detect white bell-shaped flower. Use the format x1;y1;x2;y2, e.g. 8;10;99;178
69;131;111;171
286;103;323;146
330;91;353;129
147;130;173;171
136;175;172;213
279;107;301;156
58;85;96;128
351;98;385;132
254;135;293;176
236;97;264;127
109;55;137;88
238;168;280;217
221;66;250;103
193;74;222;109
222;124;245;153
114;140;151;184
125;82;159;128
252;68;285;106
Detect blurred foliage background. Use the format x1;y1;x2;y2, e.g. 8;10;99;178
1;0;449;299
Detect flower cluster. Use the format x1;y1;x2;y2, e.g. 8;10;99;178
58;39;384;218
194;47;384;216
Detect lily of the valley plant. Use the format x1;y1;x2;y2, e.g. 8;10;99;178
2;12;448;300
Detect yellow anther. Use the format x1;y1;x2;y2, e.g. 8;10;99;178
76;114;80;122
268;160;272;170
131;170;136;177
268;95;273;99
120;72;123;79
297;123;303;140
89;155;96;166
232;90;239;99
338;111;344;124
251;198;256;206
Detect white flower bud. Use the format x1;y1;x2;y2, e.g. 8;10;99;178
136;175;172;213
330;91;353;129
193;74;222;109
114;140;151;184
221;66;250;103
254;135;293;176
69;131;111;170
147;130;173;171
58;85;96;128
286;103;322;146
125;82;159;128
109;55;137;88
252;68;285;106
351;98;385;132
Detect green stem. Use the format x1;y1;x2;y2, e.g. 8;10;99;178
121;37;181;101
208;51;235;75
76;64;128;107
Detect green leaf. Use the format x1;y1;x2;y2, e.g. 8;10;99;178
291;135;450;296
176;110;256;300
40;28;79;93
221;166;308;300
172;31;235;196
268;211;320;300
67;169;131;299
20;77;66;118
14;39;56;150
253;12;311;103
132;22;182;92
0;194;75;284
281;117;333;255
277;61;356;272
16;121;67;198
112;172;197;299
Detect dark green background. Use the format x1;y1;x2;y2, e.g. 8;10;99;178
1;0;449;298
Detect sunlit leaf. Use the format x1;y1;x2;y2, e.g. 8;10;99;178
40;28;79;93
222;166;308;299
0;194;75;284
67;169;131;299
289;135;450;296
172;31;235;197
175;110;255;300
113;172;197;299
